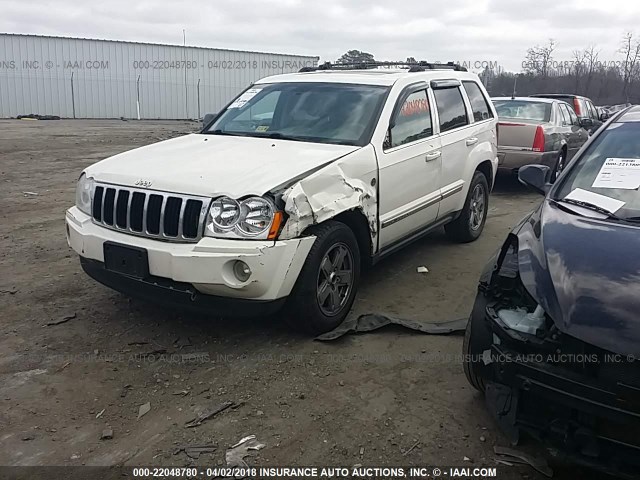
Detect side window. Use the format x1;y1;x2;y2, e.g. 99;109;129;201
433;87;469;133
587;101;598;120
567;107;580;126
388;90;432;148
462;81;493;122
558;104;570;126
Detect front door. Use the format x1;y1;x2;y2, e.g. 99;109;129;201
376;87;442;249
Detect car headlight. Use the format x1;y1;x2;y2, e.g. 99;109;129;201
206;196;283;240
75;173;94;215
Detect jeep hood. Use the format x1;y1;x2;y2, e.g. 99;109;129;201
516;200;640;357
84;134;360;197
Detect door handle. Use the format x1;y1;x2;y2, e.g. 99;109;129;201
466;137;478;146
425;151;441;162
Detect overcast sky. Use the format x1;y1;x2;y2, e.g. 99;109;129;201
1;0;640;71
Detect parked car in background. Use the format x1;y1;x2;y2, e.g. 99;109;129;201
66;62;498;334
492;97;589;179
530;94;604;134
463;106;640;479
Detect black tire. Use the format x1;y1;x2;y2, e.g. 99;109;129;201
551;149;566;182
463;294;494;392
445;171;489;243
286;221;361;335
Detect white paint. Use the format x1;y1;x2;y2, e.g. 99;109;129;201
592;158;640;190
565;188;625;213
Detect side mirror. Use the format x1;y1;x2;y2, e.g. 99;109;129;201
203;113;216;128
580;117;594;129
518;164;552;195
599;112;608;121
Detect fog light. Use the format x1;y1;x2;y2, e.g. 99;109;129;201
233;260;251;282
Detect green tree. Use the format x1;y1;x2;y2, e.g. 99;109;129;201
336;50;375;65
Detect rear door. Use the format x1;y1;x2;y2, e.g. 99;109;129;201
377;85;442;249
557;102;583;158
432;80;472;217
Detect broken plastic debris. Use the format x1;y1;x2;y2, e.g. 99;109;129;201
23;191;39;196
494;446;553;477
497;305;545;335
137;402;151;420
95;408;105;419
225;435;265;468
173;444;216;459
184;401;233;428
315;313;467;341
416;266;429;274
46;312;76;326
100;428;113;440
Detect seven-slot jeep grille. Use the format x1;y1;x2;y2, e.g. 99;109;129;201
91;184;210;242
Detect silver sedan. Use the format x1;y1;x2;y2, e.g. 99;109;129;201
492;97;590;179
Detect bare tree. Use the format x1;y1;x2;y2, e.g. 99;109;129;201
524;39;556;77
572;49;587;93
619;33;640;101
583;45;600;96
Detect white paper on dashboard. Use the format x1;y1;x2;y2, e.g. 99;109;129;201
564;188;626;213
228;88;262;109
592;158;640;189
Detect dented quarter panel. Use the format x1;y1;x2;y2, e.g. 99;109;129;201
278;144;379;250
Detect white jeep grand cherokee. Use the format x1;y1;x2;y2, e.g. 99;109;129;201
66;62;498;334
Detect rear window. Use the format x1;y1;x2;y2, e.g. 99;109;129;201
493;100;551;122
462;81;493;122
433;87;469;132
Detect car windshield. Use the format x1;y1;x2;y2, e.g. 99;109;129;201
554;121;640;220
493;100;551;122
204;82;389;146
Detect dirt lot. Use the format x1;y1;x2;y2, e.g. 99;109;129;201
0;120;595;478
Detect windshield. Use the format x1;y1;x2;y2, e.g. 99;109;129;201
554;121;640;220
204;82;389;146
493;100;551;122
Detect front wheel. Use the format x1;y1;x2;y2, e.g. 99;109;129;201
445;171;489;243
286;221;361;335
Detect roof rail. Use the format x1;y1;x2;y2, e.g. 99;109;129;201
298;61;467;73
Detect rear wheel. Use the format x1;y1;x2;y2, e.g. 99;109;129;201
286;221;360;335
551;149;566;181
445;171;489;243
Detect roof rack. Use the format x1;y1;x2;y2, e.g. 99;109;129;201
299;61;467;73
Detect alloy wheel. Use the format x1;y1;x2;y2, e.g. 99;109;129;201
469;184;486;231
316;243;354;316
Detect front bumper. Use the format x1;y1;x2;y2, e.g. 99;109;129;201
497;148;557;173
479;306;640;478
66;207;315;302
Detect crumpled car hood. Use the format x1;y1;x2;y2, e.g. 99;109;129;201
84;133;359;197
515;200;640;357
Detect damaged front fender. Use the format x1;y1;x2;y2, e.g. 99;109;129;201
276;145;379;251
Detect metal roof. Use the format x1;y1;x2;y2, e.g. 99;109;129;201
0;32;319;59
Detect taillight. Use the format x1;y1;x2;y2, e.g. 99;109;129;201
532;126;545;152
573;98;581;116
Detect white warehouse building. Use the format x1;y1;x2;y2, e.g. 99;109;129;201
0;34;318;119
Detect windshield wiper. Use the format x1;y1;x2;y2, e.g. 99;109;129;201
554;198;627;221
263;132;307;142
205;130;248;137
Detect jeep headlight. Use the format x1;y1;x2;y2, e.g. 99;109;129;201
75;173;94;215
206;196;283;240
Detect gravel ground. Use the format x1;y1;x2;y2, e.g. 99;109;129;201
0;119;599;479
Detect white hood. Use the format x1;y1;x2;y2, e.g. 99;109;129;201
85;134;360;197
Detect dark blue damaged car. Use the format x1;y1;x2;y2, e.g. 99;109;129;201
464;106;640;479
